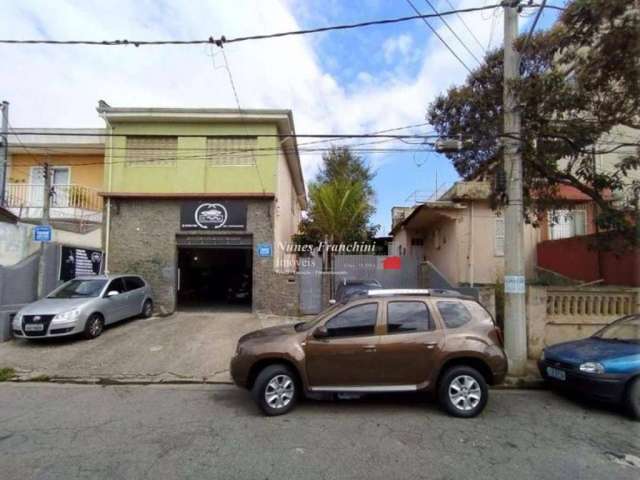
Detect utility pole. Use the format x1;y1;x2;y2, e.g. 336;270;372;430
503;1;527;375
0;101;8;206
37;163;51;298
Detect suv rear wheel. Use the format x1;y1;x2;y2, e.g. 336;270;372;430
251;364;298;416
438;366;488;418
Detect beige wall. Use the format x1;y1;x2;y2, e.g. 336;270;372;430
273;146;302;273
422;217;459;284
390;200;541;286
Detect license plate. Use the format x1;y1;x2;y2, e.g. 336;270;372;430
24;324;44;332
546;366;566;381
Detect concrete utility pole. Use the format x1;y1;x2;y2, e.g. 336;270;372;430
0;101;8;206
37;163;51;298
503;1;527;375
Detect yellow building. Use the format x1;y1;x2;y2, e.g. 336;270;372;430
1;129;105;265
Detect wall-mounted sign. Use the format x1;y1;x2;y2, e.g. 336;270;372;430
504;275;526;294
33;225;52;242
59;246;103;282
180;200;247;231
257;243;272;257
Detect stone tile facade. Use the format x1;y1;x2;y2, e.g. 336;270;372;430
105;198;299;315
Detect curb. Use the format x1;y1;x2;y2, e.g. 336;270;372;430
4;375;546;389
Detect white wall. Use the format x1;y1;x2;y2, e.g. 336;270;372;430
273;148;302;273
0;222;101;266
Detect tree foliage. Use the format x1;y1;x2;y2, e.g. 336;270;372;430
296;146;378;244
427;0;639;245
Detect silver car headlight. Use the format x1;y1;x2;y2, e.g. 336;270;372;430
52;308;82;324
12;312;23;328
579;362;605;374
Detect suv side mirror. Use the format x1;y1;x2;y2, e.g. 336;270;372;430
106;290;119;297
313;326;329;339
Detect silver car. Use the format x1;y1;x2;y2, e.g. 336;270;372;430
12;275;154;340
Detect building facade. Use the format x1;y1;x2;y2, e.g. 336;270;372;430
99;106;306;315
2;129;104;266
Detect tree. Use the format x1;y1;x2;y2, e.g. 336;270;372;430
427;0;639;245
297;146;378;244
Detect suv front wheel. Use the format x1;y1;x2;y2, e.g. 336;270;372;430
438;366;488;418
252;364;298;416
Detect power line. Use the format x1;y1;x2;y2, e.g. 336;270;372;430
405;0;473;74
0;4;557;48
8;131;444;139
444;0;487;54
422;0;483;65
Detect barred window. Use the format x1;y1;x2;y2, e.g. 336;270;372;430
207;137;257;166
125;136;177;166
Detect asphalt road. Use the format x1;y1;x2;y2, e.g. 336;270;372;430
0;383;638;480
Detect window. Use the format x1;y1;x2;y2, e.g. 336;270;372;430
325;303;378;337
464;301;495;325
411;238;424;246
207;137;257;166
124;276;145;291
548;209;586;239
495;216;505;257
105;278;126;295
126;136;177;166
437;301;473;329
387;301;432;334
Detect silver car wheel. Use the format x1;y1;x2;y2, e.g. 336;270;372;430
89;317;102;337
264;374;294;410
448;375;481;412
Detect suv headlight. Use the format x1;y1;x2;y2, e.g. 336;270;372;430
579;362;605;374
52;308;82;324
12;312;23;328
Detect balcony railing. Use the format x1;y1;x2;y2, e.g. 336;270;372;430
4;183;103;223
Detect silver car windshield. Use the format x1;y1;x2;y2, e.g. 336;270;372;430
48;279;108;299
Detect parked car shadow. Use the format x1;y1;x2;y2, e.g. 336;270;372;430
211;387;446;418
13;314;148;347
547;387;633;420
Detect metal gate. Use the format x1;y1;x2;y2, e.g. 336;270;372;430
298;254;323;314
332;254;421;296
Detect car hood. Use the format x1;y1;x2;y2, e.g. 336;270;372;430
19;297;92;315
238;324;298;343
545;337;640;368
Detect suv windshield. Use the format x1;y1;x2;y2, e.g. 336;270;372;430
294;303;343;332
593;314;640;343
48;279;108;299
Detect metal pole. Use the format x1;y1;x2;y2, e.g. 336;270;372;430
0;101;8;206
503;1;527;375
37;162;51;298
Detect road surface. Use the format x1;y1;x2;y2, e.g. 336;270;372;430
0;383;638;479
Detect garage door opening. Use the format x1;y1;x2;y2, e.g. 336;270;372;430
177;247;252;311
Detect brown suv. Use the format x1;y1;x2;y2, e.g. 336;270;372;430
231;289;507;418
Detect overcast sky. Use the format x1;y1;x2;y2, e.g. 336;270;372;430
0;0;563;233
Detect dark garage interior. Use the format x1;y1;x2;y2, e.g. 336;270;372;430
177;247;252;310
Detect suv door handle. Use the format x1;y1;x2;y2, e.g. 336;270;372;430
423;342;438;349
363;345;377;352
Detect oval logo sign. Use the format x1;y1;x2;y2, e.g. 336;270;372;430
195;203;228;229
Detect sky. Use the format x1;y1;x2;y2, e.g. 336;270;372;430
0;0;564;233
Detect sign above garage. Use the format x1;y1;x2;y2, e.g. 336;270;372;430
180;200;247;231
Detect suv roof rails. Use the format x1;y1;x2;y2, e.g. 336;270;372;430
363;288;469;299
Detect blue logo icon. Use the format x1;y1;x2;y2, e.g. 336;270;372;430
257;243;272;257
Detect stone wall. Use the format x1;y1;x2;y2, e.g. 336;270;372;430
527;285;640;359
106;198;299;315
